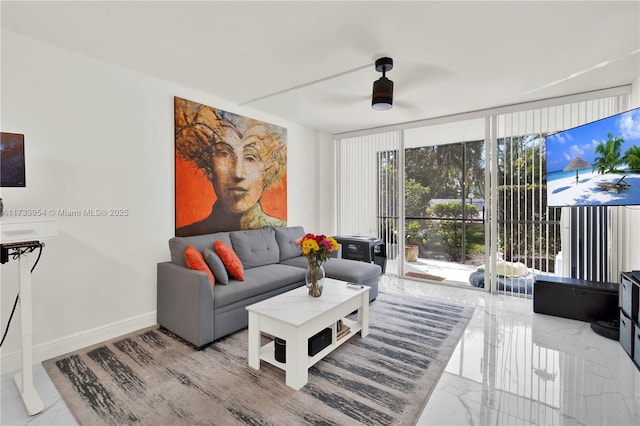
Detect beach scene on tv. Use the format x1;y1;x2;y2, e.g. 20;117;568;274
546;107;640;207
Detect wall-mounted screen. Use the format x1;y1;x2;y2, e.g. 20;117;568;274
546;107;640;207
0;132;26;187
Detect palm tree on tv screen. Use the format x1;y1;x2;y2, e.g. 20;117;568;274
623;145;640;171
593;133;624;174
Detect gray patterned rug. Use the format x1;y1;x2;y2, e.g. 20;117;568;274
43;291;474;425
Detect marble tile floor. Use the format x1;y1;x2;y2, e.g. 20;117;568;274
1;363;76;425
2;275;639;425
390;276;640;426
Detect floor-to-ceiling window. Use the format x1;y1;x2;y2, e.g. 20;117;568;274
401;119;487;285
491;113;560;296
335;87;632;295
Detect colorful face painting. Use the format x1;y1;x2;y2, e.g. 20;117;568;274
174;97;287;236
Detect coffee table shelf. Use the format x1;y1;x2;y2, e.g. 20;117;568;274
259;317;361;369
246;279;369;390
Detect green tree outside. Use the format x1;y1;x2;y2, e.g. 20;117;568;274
425;202;480;261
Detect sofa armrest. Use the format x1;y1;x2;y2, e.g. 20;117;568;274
157;261;215;348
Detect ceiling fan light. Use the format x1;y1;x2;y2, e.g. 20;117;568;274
372;100;393;111
372;76;394;110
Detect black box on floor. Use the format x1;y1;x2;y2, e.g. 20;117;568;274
534;275;619;322
333;235;387;273
308;327;332;356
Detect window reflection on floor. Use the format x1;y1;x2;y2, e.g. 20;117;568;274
378;276;640;426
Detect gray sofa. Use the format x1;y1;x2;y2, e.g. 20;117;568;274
157;226;382;347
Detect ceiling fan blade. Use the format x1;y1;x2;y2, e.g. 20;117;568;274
317;93;368;105
392;60;454;92
392;100;423;113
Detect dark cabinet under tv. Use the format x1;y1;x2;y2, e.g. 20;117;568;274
619;272;640;369
533;275;618;322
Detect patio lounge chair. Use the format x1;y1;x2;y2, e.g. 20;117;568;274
597;175;630;193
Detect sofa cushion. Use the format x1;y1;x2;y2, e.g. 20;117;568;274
214;241;245;280
169;232;232;267
279;255;310;270
184;245;215;287
213;264;305;308
281;256;381;284
322;258;381;284
229;228;280;269
273;226;305;261
203;248;229;285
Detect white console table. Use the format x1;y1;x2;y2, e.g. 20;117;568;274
1;216;57;415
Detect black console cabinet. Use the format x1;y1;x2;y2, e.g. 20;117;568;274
534;275;618;322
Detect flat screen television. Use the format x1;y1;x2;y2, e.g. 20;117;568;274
546;107;640;207
0;132;26;187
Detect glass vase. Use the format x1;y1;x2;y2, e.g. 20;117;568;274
306;263;325;297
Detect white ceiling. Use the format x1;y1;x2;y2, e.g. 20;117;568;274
2;1;639;135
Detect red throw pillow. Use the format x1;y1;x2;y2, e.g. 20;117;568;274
214;241;245;281
184;245;215;287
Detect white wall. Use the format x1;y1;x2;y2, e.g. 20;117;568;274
0;29;332;372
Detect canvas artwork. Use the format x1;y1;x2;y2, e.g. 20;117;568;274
174;97;287;237
0;132;26;187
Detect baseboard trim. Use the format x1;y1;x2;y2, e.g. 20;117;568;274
1;311;157;374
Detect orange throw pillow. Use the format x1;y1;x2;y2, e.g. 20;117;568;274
184;245;215;287
214;241;245;281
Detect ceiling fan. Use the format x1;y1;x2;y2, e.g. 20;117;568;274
371;57;394;110
312;55;450;113
243;54;450;115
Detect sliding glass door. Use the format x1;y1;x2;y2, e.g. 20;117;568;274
402;140;486;284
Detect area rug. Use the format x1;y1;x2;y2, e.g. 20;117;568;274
43;291;474;425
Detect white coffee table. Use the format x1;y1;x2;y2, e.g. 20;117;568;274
246;278;370;390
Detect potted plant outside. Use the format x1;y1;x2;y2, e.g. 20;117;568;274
405;221;425;262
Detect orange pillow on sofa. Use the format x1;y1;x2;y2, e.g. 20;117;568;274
214;240;245;281
184;245;215;287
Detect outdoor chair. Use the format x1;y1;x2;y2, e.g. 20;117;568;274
597;175;630;193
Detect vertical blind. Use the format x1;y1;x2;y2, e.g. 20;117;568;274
336;131;401;275
495;95;629;289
